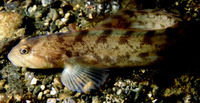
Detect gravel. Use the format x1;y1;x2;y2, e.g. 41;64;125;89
0;0;200;102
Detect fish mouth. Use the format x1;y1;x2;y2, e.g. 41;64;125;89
7;52;12;62
7;52;17;66
7;51;24;67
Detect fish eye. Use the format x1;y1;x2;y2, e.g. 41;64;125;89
20;46;29;55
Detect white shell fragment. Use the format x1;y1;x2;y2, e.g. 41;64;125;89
30;78;38;85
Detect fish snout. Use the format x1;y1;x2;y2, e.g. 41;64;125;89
7;52;13;61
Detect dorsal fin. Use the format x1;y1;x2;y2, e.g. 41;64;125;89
96;10;133;29
96;9;179;30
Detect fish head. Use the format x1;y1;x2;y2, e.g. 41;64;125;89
7;37;50;68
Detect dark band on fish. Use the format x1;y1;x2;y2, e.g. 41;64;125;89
118;31;134;44
142;31;155;45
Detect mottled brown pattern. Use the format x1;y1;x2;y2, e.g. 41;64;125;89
46;34;53;41
103;29;113;35
65;50;72;57
138;52;149;58
102;55;112;63
116;54;129;63
95;30;112;44
25;37;40;47
118;31;133;44
142;31;155;45
100;14;132;28
73;52;80;57
95;35;108;44
92;54;103;64
56;33;66;43
8;9;182;69
123;10;135;16
74;34;85;43
74;30;89;43
111;15;132;28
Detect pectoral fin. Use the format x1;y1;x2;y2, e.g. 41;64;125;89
61;64;109;93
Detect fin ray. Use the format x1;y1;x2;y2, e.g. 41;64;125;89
61;64;109;92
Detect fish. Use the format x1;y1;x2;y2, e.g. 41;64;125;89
7;9;183;93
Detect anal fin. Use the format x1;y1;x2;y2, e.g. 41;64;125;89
61;64;109;93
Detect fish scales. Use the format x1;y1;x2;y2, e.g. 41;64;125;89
11;29;168;68
7;9;183;92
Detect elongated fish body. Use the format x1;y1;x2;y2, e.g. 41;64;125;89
7;10;182;92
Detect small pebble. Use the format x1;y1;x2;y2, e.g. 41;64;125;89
0;6;3;11
183;94;192;103
44;18;50;26
34;11;43;21
112;87;116;92
59;93;68;101
14;94;22;102
139;81;149;86
58;8;64;16
74;93;81;97
15;28;26;38
46;94;51;98
28;5;37;16
46;98;57;103
147;92;152;97
73;4;80;10
33;86;41;96
140;69;146;73
64;97;76;103
64;12;70;19
53;78;63;89
40;85;45;91
64;87;72;93
50;87;57;95
59;27;69;32
152;99;158;103
24;0;32;8
88;13;93;19
28;85;35;92
0;79;6;90
26;100;31;103
151;84;159;96
97;4;103;14
111;1;120;13
42;75;53;85
4;84;9;90
114;80;126;87
0;93;12;103
55;19;66;28
92;96;100;103
61;18;68;23
44;89;50;95
25;71;34;81
37;92;43;100
133;88;140;92
48;9;59;21
30;77;38;85
116;89;122;95
41;0;53;7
